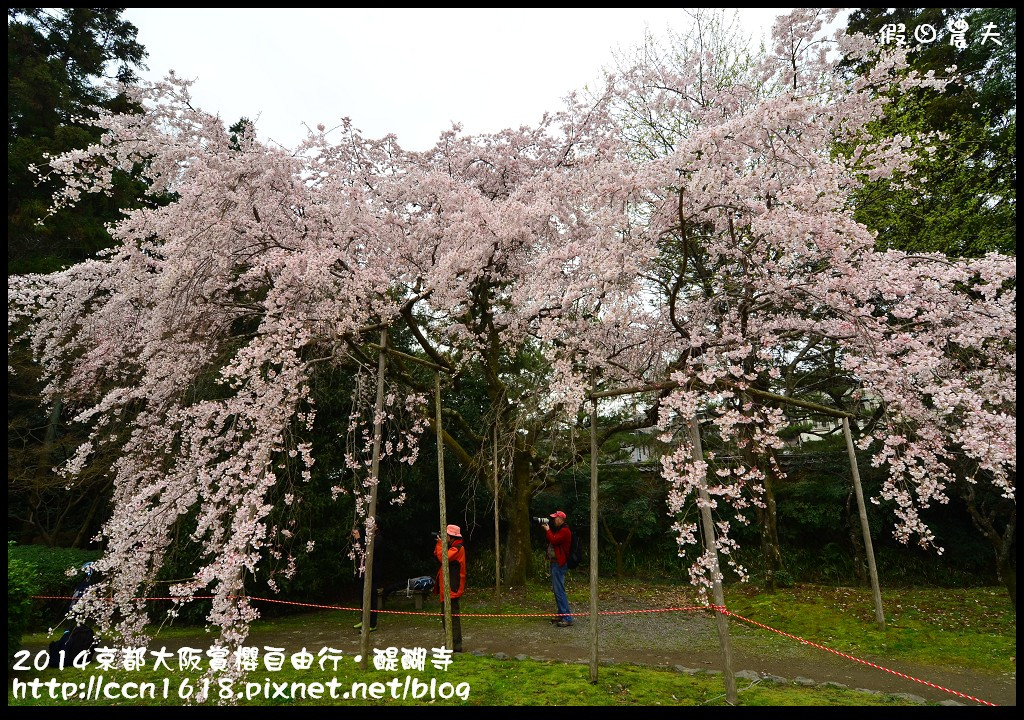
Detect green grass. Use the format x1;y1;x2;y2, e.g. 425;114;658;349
9;653;920;707
722;583;1015;674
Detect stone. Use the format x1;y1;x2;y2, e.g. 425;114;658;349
735;670;761;681
794;677;816;686
493;652;509;660
891;692;926;705
821;681;848;690
515;654;528;661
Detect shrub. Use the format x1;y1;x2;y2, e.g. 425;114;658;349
8;542;39;667
7;544;100;631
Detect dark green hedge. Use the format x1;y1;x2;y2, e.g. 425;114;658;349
8;542;40;666
7;543;101;634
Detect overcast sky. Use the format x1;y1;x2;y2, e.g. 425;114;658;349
122;8;796;152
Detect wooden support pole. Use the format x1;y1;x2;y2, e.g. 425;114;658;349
436;373;454;651
688;417;738;705
493;423;501;600
843;417;886;630
589;380;855;419
589;391;600;683
367;343;452;373
359;329;387;669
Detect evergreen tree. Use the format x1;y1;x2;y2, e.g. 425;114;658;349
8;8;148;274
8;8;148;547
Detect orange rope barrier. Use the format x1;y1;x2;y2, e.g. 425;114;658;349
711;605;997;707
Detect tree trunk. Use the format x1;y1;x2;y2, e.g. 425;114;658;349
599;515;625;578
753;480;785;591
996;555;1016;609
71;489;106;548
751;450;786;592
503;448;535;585
959;479;1016;610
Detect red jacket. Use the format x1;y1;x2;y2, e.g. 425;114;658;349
434;538;466;600
545;524;572;567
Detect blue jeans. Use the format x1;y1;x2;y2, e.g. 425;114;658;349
551;562;572;623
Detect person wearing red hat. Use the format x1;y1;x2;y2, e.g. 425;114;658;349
542;511;573;627
434;524;466;652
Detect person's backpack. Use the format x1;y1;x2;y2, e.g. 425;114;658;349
566;527;583;570
48;624;95;668
406;576;434;595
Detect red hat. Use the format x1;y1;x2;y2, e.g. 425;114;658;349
549;510;566;519
446;524;462;538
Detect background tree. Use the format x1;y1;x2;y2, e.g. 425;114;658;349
844;7;1016;257
8;8;148;549
8;7;149;274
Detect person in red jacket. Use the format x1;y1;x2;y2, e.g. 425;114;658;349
433;524;466;652
542;510;574;627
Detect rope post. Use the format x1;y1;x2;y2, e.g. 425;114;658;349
359;328;387;670
493;423;501;601
689;416;737;705
843;417;885;630
436;372;454;651
589;388;600;683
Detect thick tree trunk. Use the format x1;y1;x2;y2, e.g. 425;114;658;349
960;479;1016;610
750;447;786;592
996;556;1016;609
599;515;632;578
503;449;535;585
754;479;786;591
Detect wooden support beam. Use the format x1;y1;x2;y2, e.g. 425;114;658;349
367;343;453;373
689;417;738;705
436;373;454;651
843;417;886;630
589;379;856;419
589;390;600;683
493;423;501;600
359;328;387;669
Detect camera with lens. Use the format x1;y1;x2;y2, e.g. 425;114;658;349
533;516;549;525
431;531;441;539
